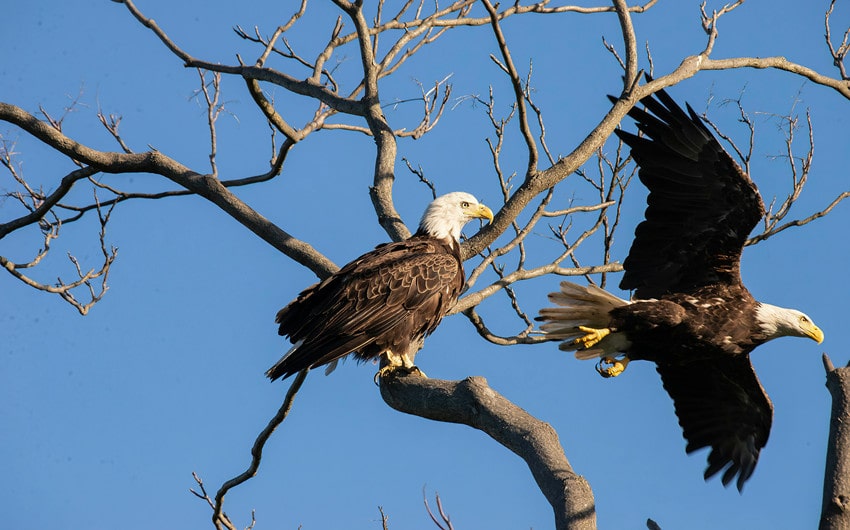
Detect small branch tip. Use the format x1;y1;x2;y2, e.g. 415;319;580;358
823;352;835;373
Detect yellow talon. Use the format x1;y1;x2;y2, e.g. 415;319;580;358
374;364;427;385
596;356;630;378
572;325;611;349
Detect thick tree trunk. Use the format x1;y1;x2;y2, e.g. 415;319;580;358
820;354;850;530
380;373;597;530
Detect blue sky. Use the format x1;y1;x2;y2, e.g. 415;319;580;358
2;1;849;529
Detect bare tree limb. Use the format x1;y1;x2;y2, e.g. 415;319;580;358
746;191;850;246
213;369;309;530
423;490;455;530
700;56;850;99
378;505;390;530
0;102;338;279
195;69;224;178
482;0;539;176
379;373;596;530
825;0;849;81
612;0;639;91
28;140;292;227
0;189;117;315
0;165;98;238
820;354;850;530
191;472;238;530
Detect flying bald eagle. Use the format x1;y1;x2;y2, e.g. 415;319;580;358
266;192;493;381
537;89;824;491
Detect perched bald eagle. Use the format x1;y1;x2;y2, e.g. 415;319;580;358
266;192;493;381
538;89;824;491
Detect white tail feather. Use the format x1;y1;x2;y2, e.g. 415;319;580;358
539;281;631;359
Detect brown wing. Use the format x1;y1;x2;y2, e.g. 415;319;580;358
612;88;765;299
655;355;773;492
266;237;462;380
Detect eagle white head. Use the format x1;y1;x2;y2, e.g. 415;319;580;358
755;303;824;344
417;192;494;241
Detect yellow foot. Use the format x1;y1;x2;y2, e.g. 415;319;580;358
596;356;630;378
374;365;427;385
572;325;611;349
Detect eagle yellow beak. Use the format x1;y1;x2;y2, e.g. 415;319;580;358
805;322;824;344
805;324;823;344
470;203;494;224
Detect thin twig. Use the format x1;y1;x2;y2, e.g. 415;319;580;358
212;369;309;529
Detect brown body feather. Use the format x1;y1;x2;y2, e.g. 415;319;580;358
266;233;463;381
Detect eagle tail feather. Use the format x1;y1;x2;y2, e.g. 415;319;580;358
538;281;627;338
265;339;305;380
538;281;630;358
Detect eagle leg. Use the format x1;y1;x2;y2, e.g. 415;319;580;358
596;355;630;378
374;351;427;384
573;325;611;349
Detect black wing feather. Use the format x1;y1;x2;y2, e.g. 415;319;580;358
615;89;765;299
655;356;773;492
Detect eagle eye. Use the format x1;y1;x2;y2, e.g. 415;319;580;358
461;201;470;208
800;315;810;324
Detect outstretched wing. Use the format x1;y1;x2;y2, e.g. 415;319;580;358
266;238;461;380
613;89;765;299
655;355;773;492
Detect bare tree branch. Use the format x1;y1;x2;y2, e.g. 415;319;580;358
747;191;850;246
195;69;224;178
820;354;850;530
700;56;850;99
378;505;390;530
424;490;455;530
0;102;338;278
191;472;238;530
0;164;99;238
213;369;309;530
0;184;117;314
380;373;596;530
825;0;850;81
482;0;539;176
613;0;640;91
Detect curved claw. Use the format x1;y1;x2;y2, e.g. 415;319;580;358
595;356;630;378
374;365;427;385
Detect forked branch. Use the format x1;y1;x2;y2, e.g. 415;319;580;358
825;0;850;81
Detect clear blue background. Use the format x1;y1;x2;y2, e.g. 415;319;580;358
2;2;849;529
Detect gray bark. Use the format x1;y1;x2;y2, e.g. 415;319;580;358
820;354;850;530
380;373;597;530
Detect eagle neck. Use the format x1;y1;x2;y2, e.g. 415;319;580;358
413;228;459;247
753;302;797;341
